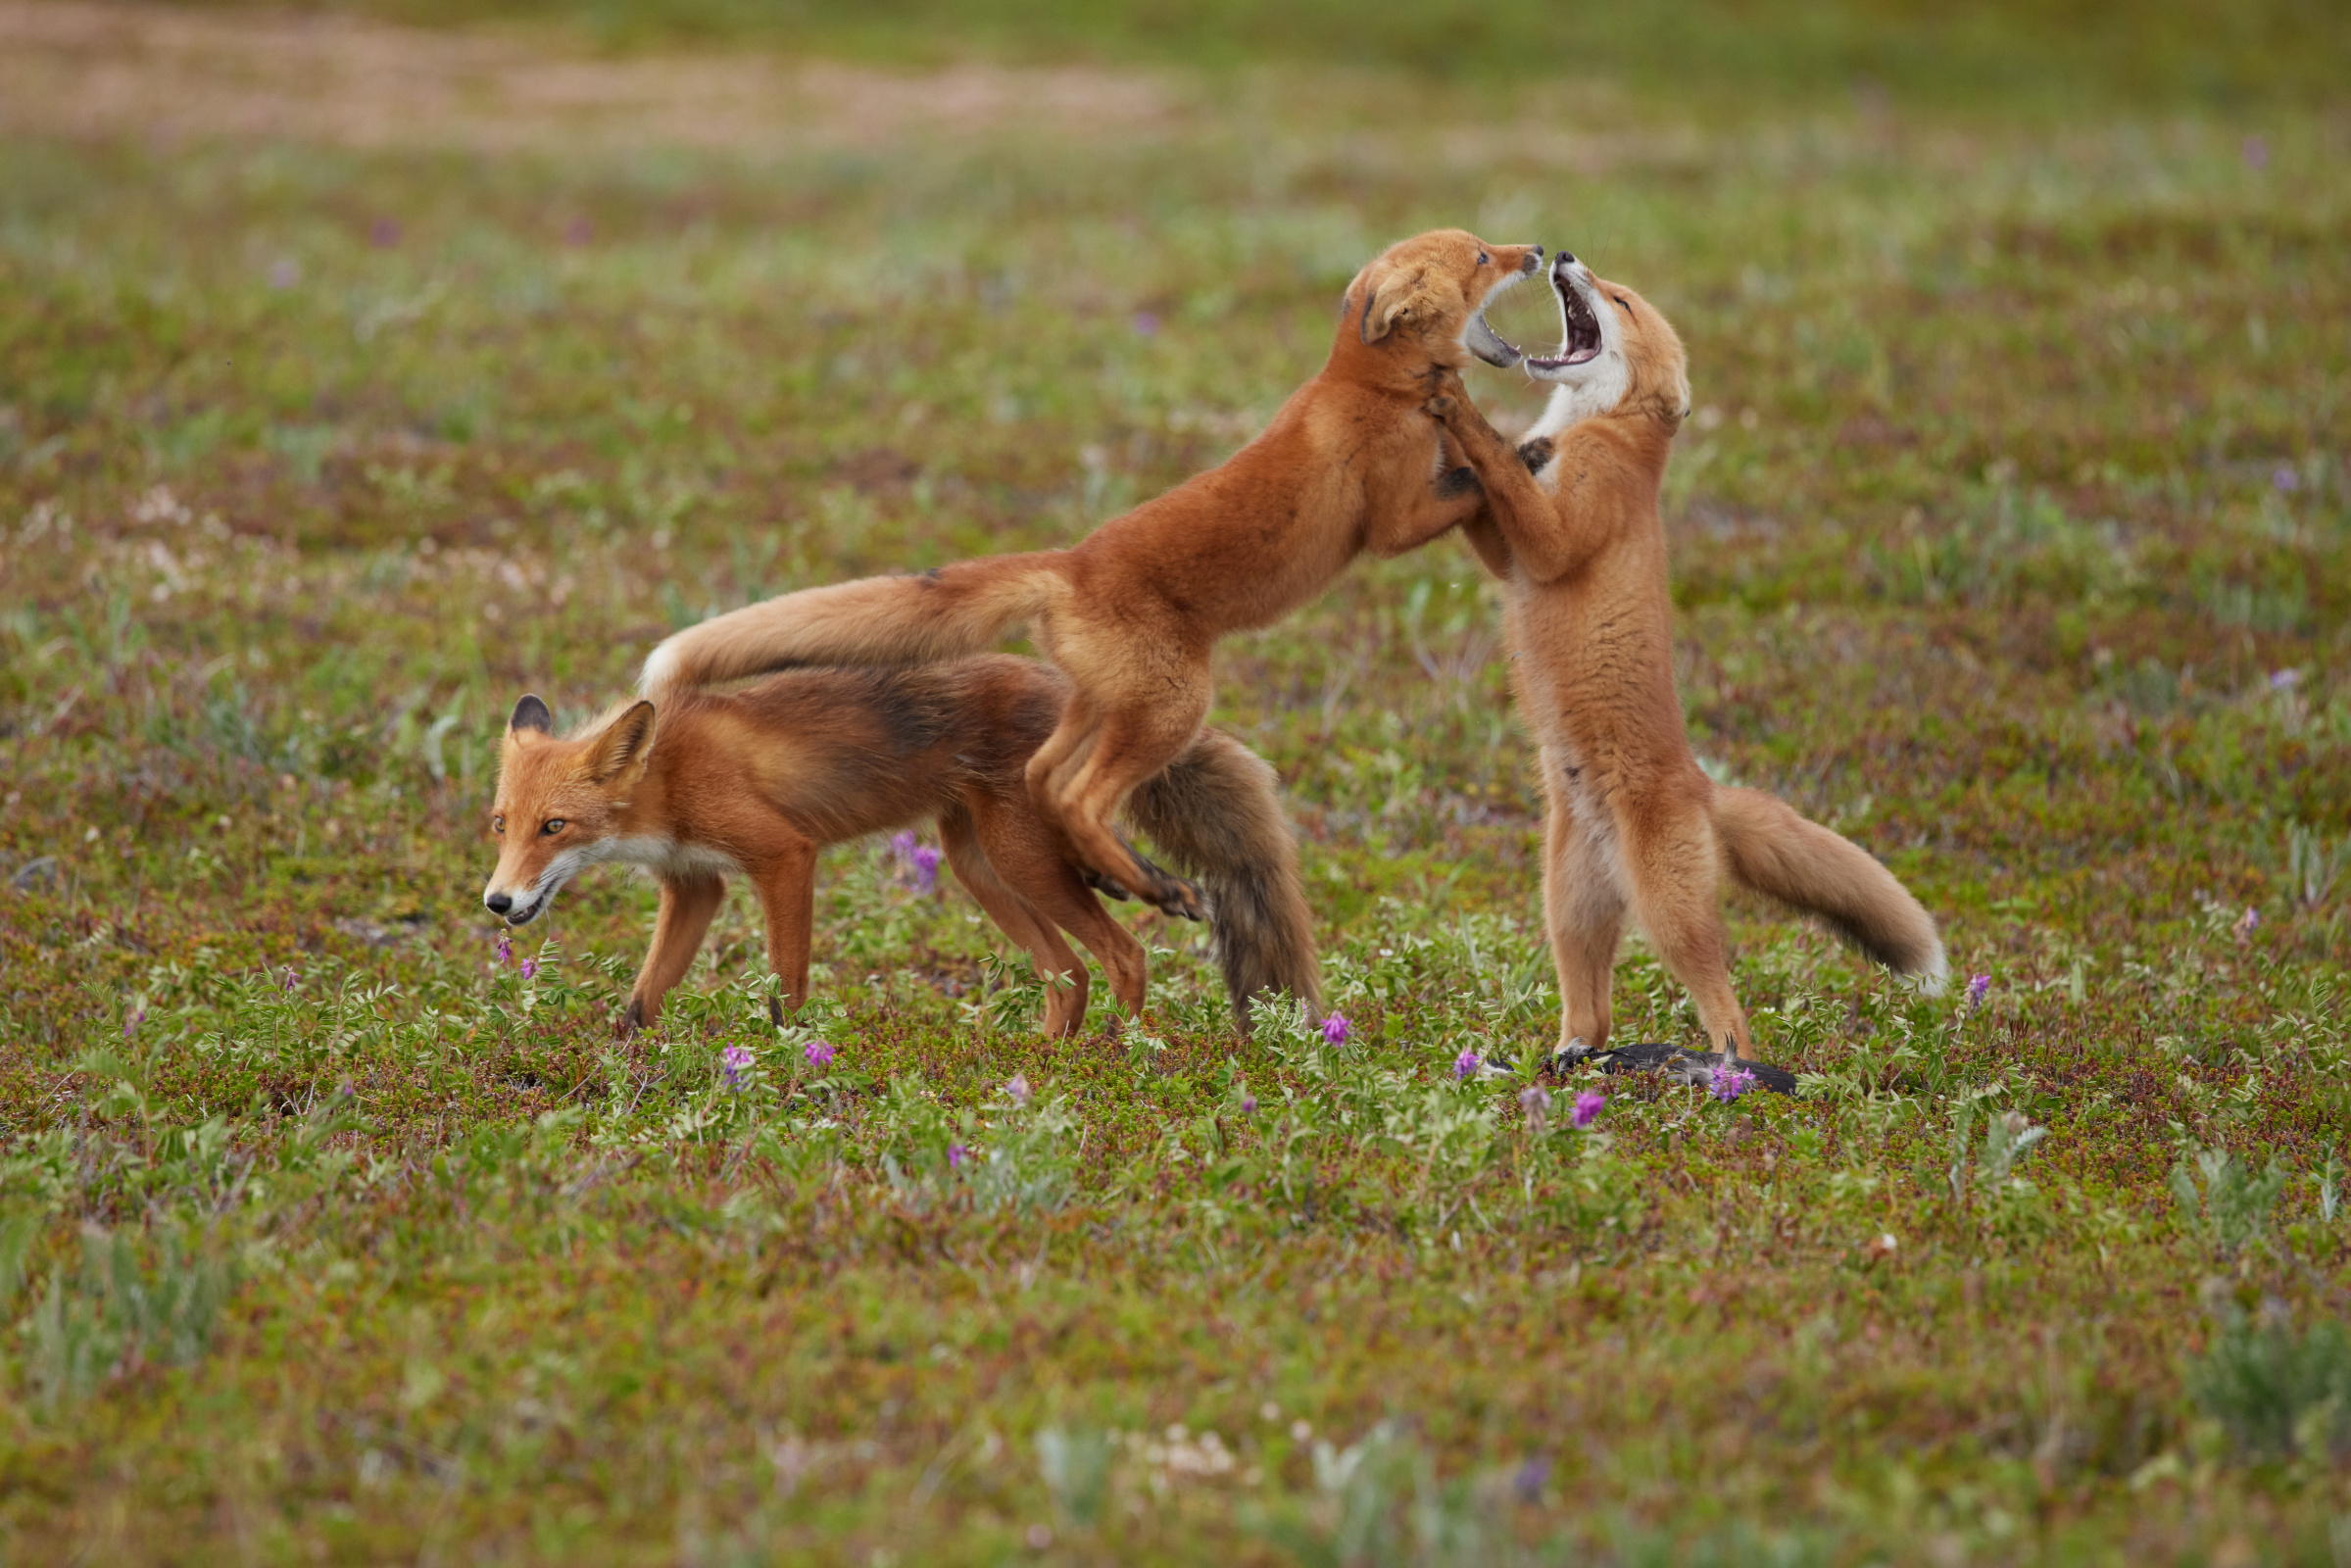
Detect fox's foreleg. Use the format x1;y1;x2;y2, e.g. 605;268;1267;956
748;839;821;1022
1364;414;1489;559
623;873;727;1036
1424;372;1600;584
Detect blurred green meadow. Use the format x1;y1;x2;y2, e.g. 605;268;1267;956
1;0;2348;1561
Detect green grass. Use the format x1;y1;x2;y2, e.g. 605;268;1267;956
2;4;2349;1561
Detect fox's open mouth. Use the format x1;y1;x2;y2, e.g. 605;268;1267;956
1525;266;1603;373
1464;267;1530;368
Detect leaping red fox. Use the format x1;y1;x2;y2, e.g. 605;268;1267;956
638;228;1545;922
479;656;1320;1038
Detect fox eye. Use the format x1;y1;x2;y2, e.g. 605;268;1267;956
540;818;566;836
492;815;506;834
1613;295;1634;315
1476;251;1490;266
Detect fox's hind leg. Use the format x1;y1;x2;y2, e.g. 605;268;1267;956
940;808;1093;1037
623;873;726;1036
967;799;1148;1026
1035;688;1211;921
1541;769;1626;1059
1613;785;1752;1056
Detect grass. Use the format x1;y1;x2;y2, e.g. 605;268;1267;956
2;2;2349;1560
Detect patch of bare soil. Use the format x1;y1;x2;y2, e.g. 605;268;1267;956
0;1;1182;152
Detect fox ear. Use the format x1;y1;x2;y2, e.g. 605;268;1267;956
1360;264;1432;345
510;695;553;736
583;701;657;783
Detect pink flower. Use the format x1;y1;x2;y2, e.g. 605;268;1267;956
948;1143;968;1169
1453;1049;1481;1080
1321;1012;1350;1047
1570;1090;1605;1130
1006;1073;1032;1106
720;1044;753;1090
1711;1064;1759;1102
496;931;513;964
1965;973;1990;1013
1519;1084;1551;1130
519;956;538;980
804;1038;836;1070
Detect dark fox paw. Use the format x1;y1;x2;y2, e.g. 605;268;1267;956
1082;867;1139;903
617;999;647;1039
1151;873;1208;922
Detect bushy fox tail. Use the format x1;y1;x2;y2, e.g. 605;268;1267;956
639;553;1064;700
1125;729;1322;1031
1712;785;1947;987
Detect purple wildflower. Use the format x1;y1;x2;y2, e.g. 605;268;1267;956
1240;1092;1257;1116
947;1143;968;1169
282;967;299;993
1132;311;1160;337
1570;1089;1606;1130
1006;1072;1032;1107
1453;1048;1481;1080
123;1004;145;1039
2234;906;2261;938
1966;973;1990;1013
2271;667;2300;691
496;931;513;964
1519;1084;1552;1130
2273;466;2300;494
1711;1064;1759;1102
804;1038;836;1071
1321;1012;1351;1047
885;831;942;894
2242;135;2270;171
720;1044;753;1091
519;956;538;980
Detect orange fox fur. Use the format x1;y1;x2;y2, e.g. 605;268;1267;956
638;229;1545;918
479;656;1320;1038
1425;254;1945;1059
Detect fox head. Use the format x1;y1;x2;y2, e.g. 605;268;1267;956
481;695;657;925
1521;253;1691;431
1341;229;1545;374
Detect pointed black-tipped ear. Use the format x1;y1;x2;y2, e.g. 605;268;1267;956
511;695;553;735
584;701;657;782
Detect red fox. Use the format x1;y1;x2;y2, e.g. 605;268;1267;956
479;656;1319;1038
638;229;1544;921
1423;253;1945;1060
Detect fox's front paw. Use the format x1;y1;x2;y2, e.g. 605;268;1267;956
616;998;647;1039
1423;393;1458;420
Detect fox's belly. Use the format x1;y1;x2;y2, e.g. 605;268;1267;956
1503;593;1685;798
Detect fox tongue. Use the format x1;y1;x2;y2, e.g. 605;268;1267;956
1465;309;1523;368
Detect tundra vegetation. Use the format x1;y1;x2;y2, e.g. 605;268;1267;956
0;1;2347;1561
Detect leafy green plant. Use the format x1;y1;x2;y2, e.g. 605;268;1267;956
2184;1306;2351;1462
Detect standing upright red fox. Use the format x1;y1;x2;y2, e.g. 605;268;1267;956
639;229;1544;918
479;657;1319;1038
1424;253;1945;1059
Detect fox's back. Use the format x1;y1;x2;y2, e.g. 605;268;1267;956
682;658;1068;842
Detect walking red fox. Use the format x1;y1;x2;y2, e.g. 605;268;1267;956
479;656;1319;1037
1423;253;1945;1059
638;228;1544;921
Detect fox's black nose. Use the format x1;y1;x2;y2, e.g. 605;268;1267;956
1553;251;1577;269
1523;247;1543;270
485;892;513;915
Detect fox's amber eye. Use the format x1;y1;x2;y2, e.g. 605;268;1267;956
1476;251;1490;266
492;815;505;834
1613;296;1633;315
541;818;566;836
